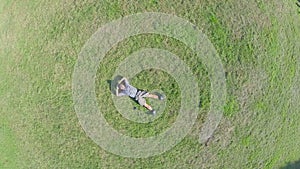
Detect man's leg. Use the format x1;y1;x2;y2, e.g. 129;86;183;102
136;90;164;100
135;90;158;114
138;97;151;110
147;93;159;99
144;102;156;115
137;96;155;115
144;103;153;111
146;93;164;100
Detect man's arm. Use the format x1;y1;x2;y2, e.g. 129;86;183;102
122;78;129;86
116;84;127;96
117;91;126;96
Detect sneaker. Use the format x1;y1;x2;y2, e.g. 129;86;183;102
150;110;156;115
158;94;165;100
154;92;165;100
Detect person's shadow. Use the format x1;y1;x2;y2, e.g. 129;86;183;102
280;160;300;169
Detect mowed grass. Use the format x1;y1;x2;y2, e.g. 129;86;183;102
1;0;299;168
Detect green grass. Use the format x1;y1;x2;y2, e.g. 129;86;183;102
1;0;300;168
0;119;17;169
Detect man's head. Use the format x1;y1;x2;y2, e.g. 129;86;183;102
118;83;126;90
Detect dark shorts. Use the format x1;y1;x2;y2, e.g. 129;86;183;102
134;89;149;106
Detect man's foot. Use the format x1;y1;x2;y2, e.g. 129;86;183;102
150;109;156;115
158;94;165;100
153;92;165;100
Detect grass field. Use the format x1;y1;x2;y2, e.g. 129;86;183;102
1;0;300;168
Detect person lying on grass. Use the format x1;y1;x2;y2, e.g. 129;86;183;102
116;77;164;115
